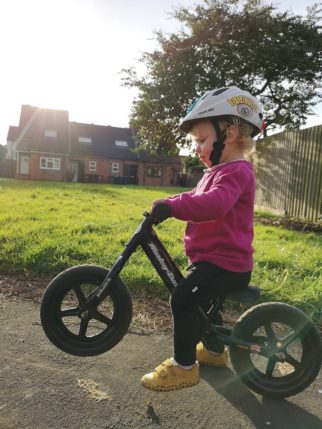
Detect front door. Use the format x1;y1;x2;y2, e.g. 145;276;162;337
77;161;85;183
69;161;79;182
69;160;85;182
20;155;29;175
124;164;138;184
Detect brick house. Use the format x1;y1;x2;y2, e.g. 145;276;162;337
5;105;182;186
0;144;5;176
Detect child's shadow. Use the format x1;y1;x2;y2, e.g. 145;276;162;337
201;367;322;429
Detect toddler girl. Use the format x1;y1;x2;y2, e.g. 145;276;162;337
141;86;263;391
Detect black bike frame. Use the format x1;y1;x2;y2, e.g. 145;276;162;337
89;211;183;303
86;210;263;354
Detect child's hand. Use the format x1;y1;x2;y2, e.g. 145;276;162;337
152;199;166;208
151;199;171;223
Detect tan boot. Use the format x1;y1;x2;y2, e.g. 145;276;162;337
196;342;227;367
141;358;200;391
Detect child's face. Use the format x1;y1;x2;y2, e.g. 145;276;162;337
190;120;244;167
190;120;217;168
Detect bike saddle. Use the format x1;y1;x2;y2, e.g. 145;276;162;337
228;285;260;303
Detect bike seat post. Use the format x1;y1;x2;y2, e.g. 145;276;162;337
197;296;226;332
206;296;226;320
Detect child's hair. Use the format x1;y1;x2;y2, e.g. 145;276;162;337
221;117;255;154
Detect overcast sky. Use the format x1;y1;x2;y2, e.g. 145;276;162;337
0;0;320;146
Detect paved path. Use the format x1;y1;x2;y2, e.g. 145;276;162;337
1;298;322;429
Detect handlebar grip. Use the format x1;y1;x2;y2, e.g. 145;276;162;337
151;203;172;224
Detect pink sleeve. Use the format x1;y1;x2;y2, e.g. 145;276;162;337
165;168;250;222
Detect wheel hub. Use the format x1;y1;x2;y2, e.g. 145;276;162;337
80;310;89;320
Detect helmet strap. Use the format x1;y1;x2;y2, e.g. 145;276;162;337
210;120;227;167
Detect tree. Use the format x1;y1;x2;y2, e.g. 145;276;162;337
183;153;204;173
122;0;322;153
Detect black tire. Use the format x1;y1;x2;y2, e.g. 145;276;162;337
40;265;133;356
229;302;322;399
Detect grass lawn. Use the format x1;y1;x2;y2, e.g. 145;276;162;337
1;178;321;322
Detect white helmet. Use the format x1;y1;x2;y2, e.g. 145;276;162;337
180;86;263;136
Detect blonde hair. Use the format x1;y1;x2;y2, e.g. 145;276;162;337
221;118;255;154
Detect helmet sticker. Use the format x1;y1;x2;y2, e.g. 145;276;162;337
186;97;200;114
237;103;253;118
187;92;212;114
227;96;259;112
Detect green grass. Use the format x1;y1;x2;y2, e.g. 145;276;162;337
1;178;321;322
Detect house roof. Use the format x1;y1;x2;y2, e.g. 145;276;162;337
7;105;181;164
70;123;182;164
13;105;70;154
136;149;179;164
70;122;138;160
7;126;21;142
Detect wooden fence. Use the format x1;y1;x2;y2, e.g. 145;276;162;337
254;125;322;222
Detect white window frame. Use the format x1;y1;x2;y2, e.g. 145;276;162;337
112;162;119;173
89;161;97;172
44;130;57;138
40;157;61;170
78;136;92;144
115;140;128;147
6;141;16;159
147;166;162;177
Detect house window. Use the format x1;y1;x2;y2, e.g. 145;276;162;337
78;137;92;144
44;130;57;138
115;140;128;147
112;162;119;173
89;161;96;172
40;157;61;170
147;167;162;177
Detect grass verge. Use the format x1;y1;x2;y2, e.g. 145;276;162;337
1;178;321;323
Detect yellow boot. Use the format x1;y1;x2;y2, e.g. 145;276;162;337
141;358;200;391
196;342;227;367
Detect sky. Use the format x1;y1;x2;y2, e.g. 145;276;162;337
0;0;321;147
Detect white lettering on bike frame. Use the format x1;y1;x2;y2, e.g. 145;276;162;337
96;277;111;297
96;256;124;297
147;242;178;287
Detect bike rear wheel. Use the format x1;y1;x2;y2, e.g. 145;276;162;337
229;302;322;398
40;264;133;356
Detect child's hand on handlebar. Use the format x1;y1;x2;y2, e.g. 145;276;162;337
152;199;167;209
150;200;172;224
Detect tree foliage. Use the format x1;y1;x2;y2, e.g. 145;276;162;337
183;153;204;173
122;0;322;153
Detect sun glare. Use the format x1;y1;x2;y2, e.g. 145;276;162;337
0;0;149;142
1;0;119;120
24;1;99;107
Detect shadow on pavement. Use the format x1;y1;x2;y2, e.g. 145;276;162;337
201;367;322;429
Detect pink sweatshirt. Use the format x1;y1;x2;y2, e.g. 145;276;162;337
164;160;255;272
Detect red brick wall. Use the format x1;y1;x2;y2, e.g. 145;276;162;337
11;151;182;186
29;153;65;181
107;159;124;177
2;159;16;178
138;162;181;186
85;157;109;182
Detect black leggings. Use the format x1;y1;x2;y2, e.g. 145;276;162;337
170;262;251;366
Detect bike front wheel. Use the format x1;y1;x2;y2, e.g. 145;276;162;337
40;264;133;356
229;302;322;398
